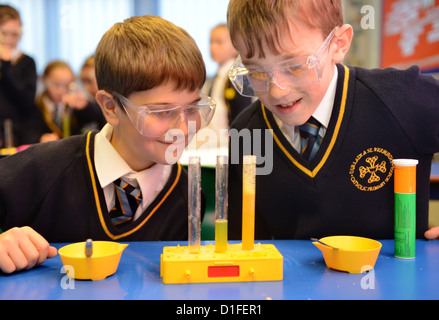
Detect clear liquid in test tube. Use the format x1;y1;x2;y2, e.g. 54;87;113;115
188;156;201;253
215;155;229;253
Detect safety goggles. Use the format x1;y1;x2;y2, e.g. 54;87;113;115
113;92;216;138
228;27;338;97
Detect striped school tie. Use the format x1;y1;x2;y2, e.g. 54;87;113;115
110;178;142;228
300;117;322;161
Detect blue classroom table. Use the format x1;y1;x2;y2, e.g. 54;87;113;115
0;240;438;300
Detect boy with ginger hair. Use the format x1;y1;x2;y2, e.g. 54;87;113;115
226;0;439;240
0;15;215;273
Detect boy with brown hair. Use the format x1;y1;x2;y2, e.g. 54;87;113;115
227;0;439;240
0;15;215;273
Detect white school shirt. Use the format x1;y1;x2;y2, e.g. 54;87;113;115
274;65;338;153
94;124;172;220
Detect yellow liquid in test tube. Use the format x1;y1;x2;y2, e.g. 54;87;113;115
215;219;228;252
215;155;229;253
242;155;256;251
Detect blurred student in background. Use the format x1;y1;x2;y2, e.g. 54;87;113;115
79;55;99;100
198;23;251;148
66;55;106;132
36;59;105;142
0;5;40;147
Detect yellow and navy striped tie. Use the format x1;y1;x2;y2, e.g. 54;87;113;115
299;117;322;161
110;178;142;228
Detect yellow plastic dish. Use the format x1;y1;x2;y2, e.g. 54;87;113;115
313;236;382;274
59;241;128;281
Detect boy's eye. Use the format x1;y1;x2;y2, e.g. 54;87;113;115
285;65;305;77
185;106;198;114
250;72;268;81
153;110;173;118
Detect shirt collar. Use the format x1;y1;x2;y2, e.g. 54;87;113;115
273;64;338;151
95;124;133;189
312;64;338;129
94;123;166;191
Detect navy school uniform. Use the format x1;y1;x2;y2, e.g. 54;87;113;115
0;54;42;145
0;131;203;242
228;64;439;240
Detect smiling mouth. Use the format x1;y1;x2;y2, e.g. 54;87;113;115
160;139;186;145
160;134;189;145
276;98;302;109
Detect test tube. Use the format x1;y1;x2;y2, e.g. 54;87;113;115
215;155;229;253
393;159;418;259
4;119;13;148
242;155;256;251
188;156;202;253
62;110;71;138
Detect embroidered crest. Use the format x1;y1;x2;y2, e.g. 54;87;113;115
350;147;394;191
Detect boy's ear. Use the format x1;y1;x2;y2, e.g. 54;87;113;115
95;90;119;125
332;24;354;64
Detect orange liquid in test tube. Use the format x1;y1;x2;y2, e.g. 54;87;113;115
242;155;256;251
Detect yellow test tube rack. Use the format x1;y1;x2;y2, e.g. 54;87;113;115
160;155;283;284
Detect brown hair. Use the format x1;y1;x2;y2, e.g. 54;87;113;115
227;0;344;58
81;55;95;69
95;15;206;97
0;5;21;25
212;23;228;32
43;60;73;78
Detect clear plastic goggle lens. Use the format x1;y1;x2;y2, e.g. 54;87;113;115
113;93;216;138
228;27;338;97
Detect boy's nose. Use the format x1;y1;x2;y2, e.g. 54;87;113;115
267;79;289;100
177;117;189;135
176;113;198;133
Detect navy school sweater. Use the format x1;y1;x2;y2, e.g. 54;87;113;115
0;131;202;242
228;64;439;240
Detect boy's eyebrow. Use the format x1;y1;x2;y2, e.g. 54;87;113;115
280;51;308;60
142;97;202;106
242;51;307;68
242;50;312;67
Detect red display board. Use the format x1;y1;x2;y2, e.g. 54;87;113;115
382;0;439;71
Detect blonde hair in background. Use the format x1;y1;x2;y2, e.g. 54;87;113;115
227;0;344;58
